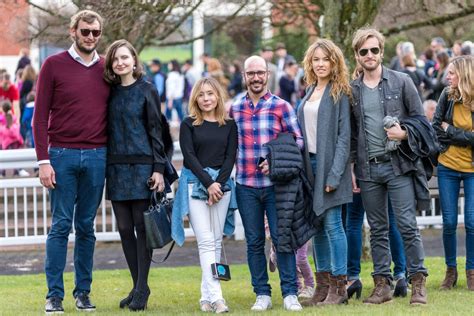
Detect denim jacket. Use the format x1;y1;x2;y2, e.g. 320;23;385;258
171;167;237;246
350;66;425;180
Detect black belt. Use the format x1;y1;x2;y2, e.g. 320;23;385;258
369;153;391;164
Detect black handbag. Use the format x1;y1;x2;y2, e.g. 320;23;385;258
143;191;175;262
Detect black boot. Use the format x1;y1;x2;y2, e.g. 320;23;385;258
119;289;135;309
129;288;150;311
347;279;363;300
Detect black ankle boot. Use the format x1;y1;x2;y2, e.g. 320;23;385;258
129;288;150;311
347;279;363;299
119;289;135;309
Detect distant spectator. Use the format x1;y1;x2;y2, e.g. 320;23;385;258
200;53;210;76
275;42;295;83
149;59;167;103
389;41;404;72
227;61;243;98
428;50;450;101
0;100;23;150
166;59;185;123
423;99;437;123
206;58;229;98
452;40;463;58
19;65;36;119
431;37;447;53
260;46;278;94
21;91;35;147
461;41;473;56
15;48;31;73
182;59;200;114
423;48;436;77
400;54;431;101
278;60;298;106
0;73;20;116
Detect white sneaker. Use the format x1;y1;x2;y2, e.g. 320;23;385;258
298;286;315;299
283;295;302;311
251;295;272;311
18;169;30;177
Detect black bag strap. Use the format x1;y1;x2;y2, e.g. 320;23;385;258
149;241;175;264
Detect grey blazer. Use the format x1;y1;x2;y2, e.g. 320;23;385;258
297;84;353;216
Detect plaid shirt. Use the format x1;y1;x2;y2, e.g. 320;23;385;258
230;91;303;188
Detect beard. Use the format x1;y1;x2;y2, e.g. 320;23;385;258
359;58;382;72
246;78;267;95
75;37;97;54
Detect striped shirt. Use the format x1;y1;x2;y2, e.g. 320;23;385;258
230;91;303;188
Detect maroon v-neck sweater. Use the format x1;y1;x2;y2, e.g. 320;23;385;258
33;51;110;161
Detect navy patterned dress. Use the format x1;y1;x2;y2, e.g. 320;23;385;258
106;77;167;201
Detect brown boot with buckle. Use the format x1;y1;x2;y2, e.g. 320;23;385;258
363;275;392;305
318;274;348;305
301;272;330;306
439;266;457;290
410;272;427;305
467;270;474;291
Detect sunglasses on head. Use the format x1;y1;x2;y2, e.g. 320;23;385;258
359;47;380;56
80;29;101;37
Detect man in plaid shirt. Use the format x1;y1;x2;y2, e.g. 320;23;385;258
230;55;304;311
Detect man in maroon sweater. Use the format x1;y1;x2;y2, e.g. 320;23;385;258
33;10;110;314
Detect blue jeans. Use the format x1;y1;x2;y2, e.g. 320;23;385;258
438;164;474;270
236;184;297;297
309;155;347;275
346;194;407;280
165;98;184;122
45;147;106;299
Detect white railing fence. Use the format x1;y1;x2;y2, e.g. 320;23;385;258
0;149;464;246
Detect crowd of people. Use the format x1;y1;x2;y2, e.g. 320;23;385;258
1;8;473;315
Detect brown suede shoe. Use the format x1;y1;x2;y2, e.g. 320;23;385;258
439;266;457;290
410;272;427;305
467;270;474;291
318;274;348;305
301;272;330;306
363;275;392;305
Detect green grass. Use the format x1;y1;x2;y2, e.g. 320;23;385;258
139;46;192;64
0;257;472;315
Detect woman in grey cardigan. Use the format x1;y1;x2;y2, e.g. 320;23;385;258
298;39;352;306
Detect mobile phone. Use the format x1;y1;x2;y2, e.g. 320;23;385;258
257;157;266;168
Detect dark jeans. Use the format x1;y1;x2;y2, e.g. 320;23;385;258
165;98;184;122
45;147;106;299
359;161;427;279
236;184;297;297
438;164;474;270
346;193;406;280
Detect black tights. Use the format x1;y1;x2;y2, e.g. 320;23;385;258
112;199;151;292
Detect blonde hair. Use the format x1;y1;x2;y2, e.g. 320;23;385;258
21;65;36;82
188;77;228;126
448;55;474;110
70;10;103;30
302;38;351;101
352;27;385;55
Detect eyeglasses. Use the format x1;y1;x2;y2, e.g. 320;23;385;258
245;71;267;78
80;29;102;37
359;47;380;56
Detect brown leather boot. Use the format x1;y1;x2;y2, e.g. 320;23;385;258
301;272;330;306
363;275;392;304
410;272;427;305
467;270;474;291
439;266;457;290
318;274;348;305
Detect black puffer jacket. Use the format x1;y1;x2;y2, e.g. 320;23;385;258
265;133;318;253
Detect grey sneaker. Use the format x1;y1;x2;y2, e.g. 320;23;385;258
75;292;96;311
283;294;302;311
251;295;272;311
200;300;213;312
45;297;64;314
212;299;229;313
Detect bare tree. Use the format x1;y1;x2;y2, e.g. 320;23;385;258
270;0;474;62
13;0;254;53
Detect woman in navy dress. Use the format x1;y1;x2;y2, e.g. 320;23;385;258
104;39;168;311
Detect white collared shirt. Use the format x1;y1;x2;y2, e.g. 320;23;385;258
68;44;100;67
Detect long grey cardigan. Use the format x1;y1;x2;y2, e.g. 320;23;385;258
297;84;352;216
